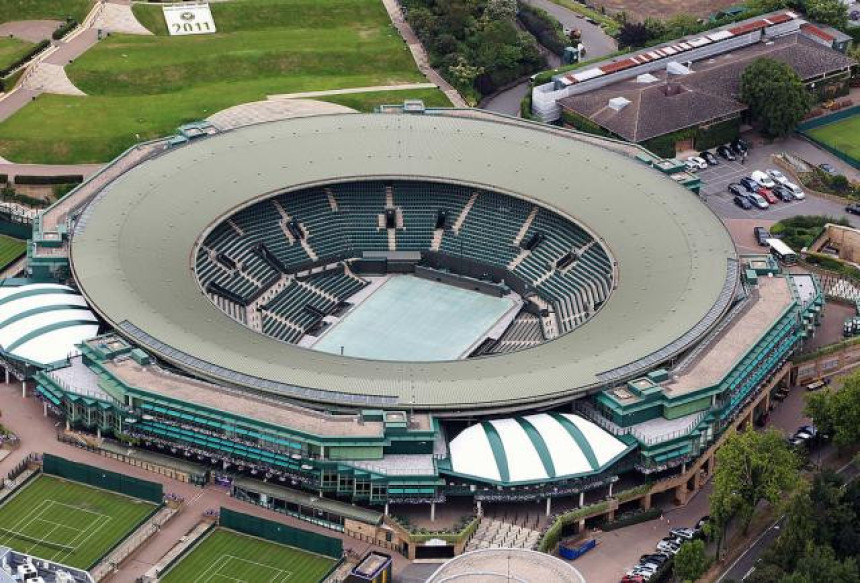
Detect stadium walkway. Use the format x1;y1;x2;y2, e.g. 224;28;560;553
0;383;410;582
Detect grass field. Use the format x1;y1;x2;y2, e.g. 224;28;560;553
0;475;156;569
807;114;860;162
0;235;26;270
0;37;35;72
0;0;92;24
0;0;428;163
319;87;451;112
161;528;336;583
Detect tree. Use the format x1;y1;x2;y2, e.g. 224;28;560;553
749;0;789;12
740;58;812;136
617;22;649;48
674;539;708;582
804;0;849;30
804;372;860;449
663;14;700;38
770;487;815;572
710;427;800;537
484;0;516;22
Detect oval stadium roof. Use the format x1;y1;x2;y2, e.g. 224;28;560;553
447;413;634;485
70;113;737;412
0;284;98;366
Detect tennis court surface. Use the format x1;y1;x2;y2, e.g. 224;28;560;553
0;475;156;568
160;528;336;583
314;275;515;361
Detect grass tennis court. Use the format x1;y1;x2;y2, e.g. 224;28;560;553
0;235;26;271
161;528;336;583
806;113;860;161
314;275;515;361
0;475;156;569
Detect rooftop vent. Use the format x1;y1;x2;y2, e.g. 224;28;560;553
608;97;631;111
636;73;659;83
666;61;692;75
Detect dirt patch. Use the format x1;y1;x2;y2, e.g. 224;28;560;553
0;20;61;43
586;0;738;22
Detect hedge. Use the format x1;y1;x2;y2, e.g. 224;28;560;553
14;174;83;185
561;110;617;139
52;20;79;41
0;40;50;78
537;500;610;553
600;507;662;531
638;118;740;158
518;2;568;56
0;188;50;208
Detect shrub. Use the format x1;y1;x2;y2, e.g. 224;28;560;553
601;507;662;531
14;174;83;185
52;20;79;41
771;215;849;251
517;2;568;56
0;40;50;78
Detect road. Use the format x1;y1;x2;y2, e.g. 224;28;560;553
481;0;616;115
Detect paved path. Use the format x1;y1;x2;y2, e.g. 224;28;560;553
379;0;467;107
269;82;438;100
208;99;356;131
22;62;85;95
95;1;153;36
0;20;59;42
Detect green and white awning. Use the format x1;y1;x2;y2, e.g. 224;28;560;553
448;413;633;484
0;283;98;366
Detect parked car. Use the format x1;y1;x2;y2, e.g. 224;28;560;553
788;434;808;447
754;226;771;246
686;156;708;170
728;183;745;197
806;378;829;391
819;163;837;175
851;9;860;21
847;203;860;215
640;554;669;565
657;540;681;554
670;527;697;540
740;177;759;192
783;181;805;200
746;192;769;209
734;195;752;210
751;170;776;188
695;516;710;531
757;187;777;204
700;151;719;165
620;576;646;583
773;184;794;202
732;137;749;153
684;159;700;172
767;169;789;185
717;145;736;161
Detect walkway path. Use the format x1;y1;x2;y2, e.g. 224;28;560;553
268;82;438;100
379;0;468;107
0;20;60;42
207;99;356;131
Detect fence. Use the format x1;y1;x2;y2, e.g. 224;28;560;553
220;507;343;559
42;453;163;503
796;105;860;170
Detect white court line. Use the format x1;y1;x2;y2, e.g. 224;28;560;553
53;513;112;564
193;554;231;583
0;499;53;548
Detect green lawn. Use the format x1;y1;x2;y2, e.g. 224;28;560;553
0;37;35;72
0;0;92;24
0;475;157;569
161;528;336;583
0;0;427;163
0;235;26;270
807;114;860;162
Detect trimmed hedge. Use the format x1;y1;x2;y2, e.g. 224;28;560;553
562;109;617;138
52;20;79;41
600;507;662;531
518;2;568;56
0;40;50;78
14;174;83;185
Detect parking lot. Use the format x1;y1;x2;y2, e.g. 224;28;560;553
689;150;860;226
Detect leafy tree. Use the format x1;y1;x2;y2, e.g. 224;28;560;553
788;545;860;583
804;0;849;30
674;539;708;582
745;562;788;583
663;14;700;38
711;427;800;538
643;17;666;41
740;58;811;136
750;0;789;11
770;487;815;572
617;22;649;48
485;0;516;22
804;373;860;449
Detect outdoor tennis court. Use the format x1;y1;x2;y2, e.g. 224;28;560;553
160;528;336;583
313;275;515;361
0;475;156;568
